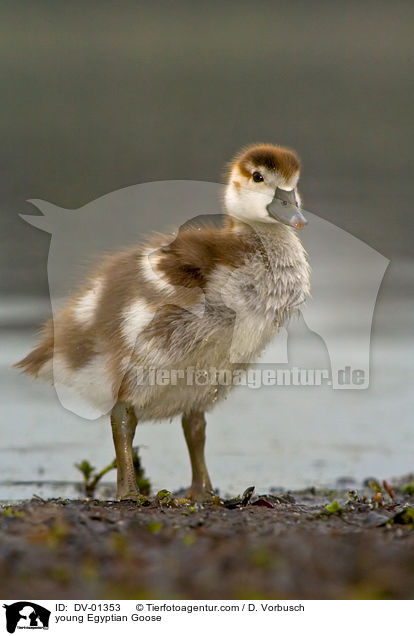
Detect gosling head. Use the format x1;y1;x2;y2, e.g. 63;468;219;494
224;143;307;229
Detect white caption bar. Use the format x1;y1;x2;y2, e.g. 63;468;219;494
1;599;412;635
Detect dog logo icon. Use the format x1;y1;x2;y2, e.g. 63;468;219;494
2;602;50;633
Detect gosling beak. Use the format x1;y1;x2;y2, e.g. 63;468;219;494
266;187;308;229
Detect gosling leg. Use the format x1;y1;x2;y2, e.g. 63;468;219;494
110;401;140;500
182;410;214;501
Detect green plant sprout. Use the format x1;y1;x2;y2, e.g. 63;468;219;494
75;446;151;498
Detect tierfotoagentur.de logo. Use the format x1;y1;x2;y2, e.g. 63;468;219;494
2;602;50;633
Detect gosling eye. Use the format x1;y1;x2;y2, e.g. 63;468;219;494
252;171;264;183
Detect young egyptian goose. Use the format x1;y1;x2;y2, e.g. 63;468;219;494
16;144;310;501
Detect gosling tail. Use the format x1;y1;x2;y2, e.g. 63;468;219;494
14;320;54;377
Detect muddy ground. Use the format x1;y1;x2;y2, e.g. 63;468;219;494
1;481;414;600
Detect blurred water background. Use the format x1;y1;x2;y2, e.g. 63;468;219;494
1;1;413;499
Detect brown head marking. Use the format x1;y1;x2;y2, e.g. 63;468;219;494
231;143;301;180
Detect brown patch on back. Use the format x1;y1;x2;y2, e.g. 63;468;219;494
156;226;253;289
232;143;301;180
